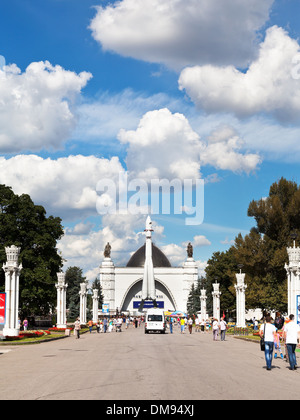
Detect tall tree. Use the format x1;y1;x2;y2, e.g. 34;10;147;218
187;277;205;316
65;266;86;320
87;278;104;319
205;248;237;317
91;277;104;308
204;178;299;315
232;177;300;313
0;185;63;319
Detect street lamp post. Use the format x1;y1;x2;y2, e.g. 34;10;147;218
212;278;221;321
235;264;247;328
285;232;300;318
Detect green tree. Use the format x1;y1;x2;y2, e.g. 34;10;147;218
91;277;104;308
204;178;300;316
187;277;205;316
231;177;300;313
0;185;63;319
205;248;237;317
65;266;86;320
86;278;104;319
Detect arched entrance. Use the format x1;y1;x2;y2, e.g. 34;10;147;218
120;278;177;313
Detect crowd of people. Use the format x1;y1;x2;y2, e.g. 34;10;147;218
72;312;300;372
74;314;228;338
74;315;144;338
165;316;226;337
259;313;300;371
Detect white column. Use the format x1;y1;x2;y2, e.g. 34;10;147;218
200;289;207;321
79;282;87;325
183;259;198;313
235;272;247;327
285;242;300;317
92;289;99;323
2;246;22;337
56;272;68;328
100;257;115;315
212;282;221;321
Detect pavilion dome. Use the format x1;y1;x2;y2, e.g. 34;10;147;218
126;243;171;268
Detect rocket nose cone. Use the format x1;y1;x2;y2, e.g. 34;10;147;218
146;215;152;228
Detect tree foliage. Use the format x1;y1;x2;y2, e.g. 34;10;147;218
87;278;104;319
205;248;237;316
230;177;300;312
66;266;86;320
205;178;300;315
187;277;205;316
0;184;64;319
66;270;104;321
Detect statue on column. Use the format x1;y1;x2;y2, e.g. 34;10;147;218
187;242;193;258
104;242;111;258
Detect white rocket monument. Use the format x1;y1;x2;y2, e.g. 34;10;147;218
139;216;157;309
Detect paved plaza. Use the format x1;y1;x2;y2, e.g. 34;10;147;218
0;325;299;400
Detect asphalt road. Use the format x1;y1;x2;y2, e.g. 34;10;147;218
0;325;299;400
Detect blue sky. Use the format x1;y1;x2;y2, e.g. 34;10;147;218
1;0;300;281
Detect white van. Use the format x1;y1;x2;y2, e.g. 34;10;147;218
145;308;165;334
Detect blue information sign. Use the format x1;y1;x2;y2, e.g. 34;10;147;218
102;303;110;314
133;301;164;309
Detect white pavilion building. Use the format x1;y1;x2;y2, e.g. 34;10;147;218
99;217;198;316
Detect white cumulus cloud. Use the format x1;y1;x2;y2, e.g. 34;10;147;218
0;61;92;153
118;108;203;180
0;154;124;219
89;0;273;70
118;109;261;180
179;26;300;123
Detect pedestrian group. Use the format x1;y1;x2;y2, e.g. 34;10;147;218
259;313;300;371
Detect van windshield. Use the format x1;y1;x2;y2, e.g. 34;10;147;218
148;315;163;322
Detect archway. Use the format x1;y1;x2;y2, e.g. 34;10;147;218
120;278;177;313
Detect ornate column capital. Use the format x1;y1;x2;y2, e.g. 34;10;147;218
56;272;68;290
79;282;87;296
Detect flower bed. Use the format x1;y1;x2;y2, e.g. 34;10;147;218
49;327;74;332
4;330;51;341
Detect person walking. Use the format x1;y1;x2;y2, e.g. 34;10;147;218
220;317;227;341
116;317;122;332
74;318;81;339
274;328;283;360
283;314;300;370
180;317;185;334
96;320;100;333
188;317;193;334
259;315;276;371
169;317;173;334
108;319;113;332
103;317;107;333
88;319;93;333
23;318;28;331
200;319;205;333
212;318;219;341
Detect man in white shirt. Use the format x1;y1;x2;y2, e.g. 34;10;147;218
188;317;193;334
212;318;219;341
259;316;276;370
220;318;227;341
283;314;300;370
